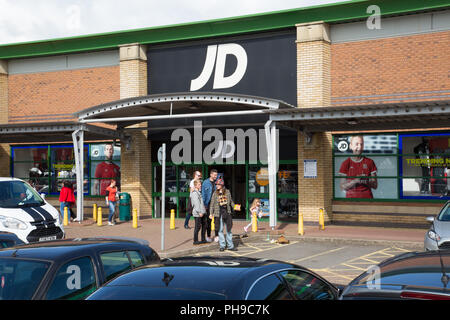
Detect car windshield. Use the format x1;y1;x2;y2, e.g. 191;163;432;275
0;257;50;300
438;203;450;222
0;181;45;208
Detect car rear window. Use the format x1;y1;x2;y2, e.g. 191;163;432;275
87;286;227;300
0;258;50;300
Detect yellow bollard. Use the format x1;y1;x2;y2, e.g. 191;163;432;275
298;211;304;235
63;207;69;226
251;212;258;233
93;203;97;223
319;208;325;230
132;208;138;229
97;207;102;226
170;209;175;230
211;216;215;232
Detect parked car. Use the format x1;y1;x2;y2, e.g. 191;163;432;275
424;200;450;251
0;232;25;248
0;237;160;300
0;177;64;243
87;256;339;300
340;250;450;300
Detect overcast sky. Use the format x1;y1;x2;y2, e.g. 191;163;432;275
0;0;343;45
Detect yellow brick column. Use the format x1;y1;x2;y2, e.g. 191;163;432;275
0;60;10;176
119;44;152;218
296;22;333;223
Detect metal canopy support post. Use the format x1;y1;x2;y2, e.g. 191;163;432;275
72;128;84;222
161;143;166;251
264;120;278;230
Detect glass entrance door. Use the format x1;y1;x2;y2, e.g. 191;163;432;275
206;165;246;219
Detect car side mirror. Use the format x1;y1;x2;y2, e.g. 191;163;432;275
426;216;435;223
40;193;46;200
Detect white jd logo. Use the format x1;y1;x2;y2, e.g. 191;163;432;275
190;43;248;91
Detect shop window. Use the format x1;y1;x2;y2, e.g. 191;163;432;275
278;198;298;221
277;164;298;194
153;196;177;218
178;166;202;193
12;146;49;194
333;132;450;201
50;145;88;194
399;133;450;199
12;143;120;196
153;165;177;193
249;166;269;194
333;134;398;200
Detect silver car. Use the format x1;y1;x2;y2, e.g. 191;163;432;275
424;201;450;251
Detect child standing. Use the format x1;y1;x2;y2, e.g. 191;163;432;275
244;198;263;233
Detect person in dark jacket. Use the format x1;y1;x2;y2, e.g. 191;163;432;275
202;169;218;242
209;178;237;252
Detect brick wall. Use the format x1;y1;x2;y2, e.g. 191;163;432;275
119;45;153;218
298;131;333;222
8;66;119;123
331;31;450;105
296;22;333;223
297;41;331;108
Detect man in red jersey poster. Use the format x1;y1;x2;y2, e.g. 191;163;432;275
339;135;378;199
94;143;120;196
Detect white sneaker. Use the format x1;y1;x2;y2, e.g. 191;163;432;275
214;236;219;242
108;221;115;226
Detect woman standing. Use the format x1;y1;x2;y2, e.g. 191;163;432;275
190;179;207;245
209;178;237;252
59;180;76;221
105;180;119;226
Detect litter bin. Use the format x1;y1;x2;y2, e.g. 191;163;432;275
119;192;131;221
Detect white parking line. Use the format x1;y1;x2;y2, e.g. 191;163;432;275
288;246;347;264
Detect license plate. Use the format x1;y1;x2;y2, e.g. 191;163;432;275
39;235;57;242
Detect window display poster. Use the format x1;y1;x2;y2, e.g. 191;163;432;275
90;143;121;196
400;133;450;198
333;134;398;199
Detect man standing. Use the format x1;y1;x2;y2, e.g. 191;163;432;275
94;143;120;196
202;169;218;242
339;135;378;199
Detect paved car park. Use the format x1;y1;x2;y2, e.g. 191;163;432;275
190;238;418;285
64;218;426;285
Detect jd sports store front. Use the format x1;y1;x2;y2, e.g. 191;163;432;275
150;127;298;222
146;29;298;222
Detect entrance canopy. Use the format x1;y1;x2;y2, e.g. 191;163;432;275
0;121;123;143
268;100;450;132
75;92;295;127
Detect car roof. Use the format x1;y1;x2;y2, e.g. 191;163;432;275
350;250;450;290
0;238;150;261
0;177;24;182
101;256;304;298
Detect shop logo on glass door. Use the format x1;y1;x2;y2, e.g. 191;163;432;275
190;43;248;91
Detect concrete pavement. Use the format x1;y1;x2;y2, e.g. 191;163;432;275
63;217;427;258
